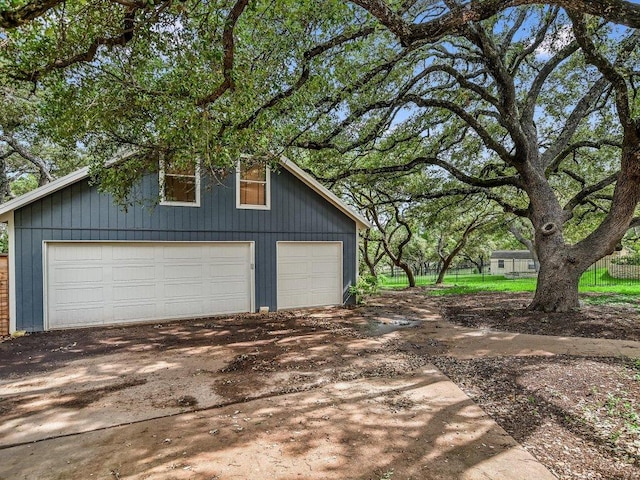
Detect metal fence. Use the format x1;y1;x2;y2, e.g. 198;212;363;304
382;255;640;287
580;255;640;286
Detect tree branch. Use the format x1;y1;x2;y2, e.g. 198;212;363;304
1;0;64;28
0;133;53;182
545;139;622;175
324;155;520;188
236;27;375;130
351;0;640;48
539;77;609;168
405;94;513;162
522;40;580;124
563;172;618;212
196;0;250;107
14;6;147;82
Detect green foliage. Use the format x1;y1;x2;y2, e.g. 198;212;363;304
349;273;379;304
612;254;640;266
1;1;640;313
378;470;394;480
90;153;159;208
10;174;38;197
0;228;7;254
581;294;640;307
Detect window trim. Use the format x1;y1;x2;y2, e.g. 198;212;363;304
497;259;505;269
236;159;271;210
159;158;201;207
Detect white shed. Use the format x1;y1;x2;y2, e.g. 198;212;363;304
490;250;537;276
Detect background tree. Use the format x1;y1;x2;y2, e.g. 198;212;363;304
353;188;417;286
427;199;502;283
0;83;85;201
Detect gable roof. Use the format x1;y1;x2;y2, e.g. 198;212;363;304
0;158;372;229
491;250;534;260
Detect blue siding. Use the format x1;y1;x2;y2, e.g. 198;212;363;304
14;168;357;331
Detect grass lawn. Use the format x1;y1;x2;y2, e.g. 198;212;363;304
378;268;640;296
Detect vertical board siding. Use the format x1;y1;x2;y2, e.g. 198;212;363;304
15;168;357;331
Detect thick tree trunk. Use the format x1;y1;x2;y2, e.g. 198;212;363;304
528;256;582;312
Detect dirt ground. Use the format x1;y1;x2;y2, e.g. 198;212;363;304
436;291;640;480
0;289;639;479
437;291;640;341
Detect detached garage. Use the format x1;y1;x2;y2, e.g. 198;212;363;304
0;158;370;333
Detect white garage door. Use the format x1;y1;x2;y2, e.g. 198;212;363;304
277;242;342;309
44;242;253;330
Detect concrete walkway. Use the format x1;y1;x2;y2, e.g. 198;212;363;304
0;366;556;480
367;290;640;360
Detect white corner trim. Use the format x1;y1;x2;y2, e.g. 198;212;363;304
278;158;372;230
7;211;16;334
249;241;256;313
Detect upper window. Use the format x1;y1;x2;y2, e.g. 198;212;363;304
497;259;505;268
160;158;200;207
236;159;270;210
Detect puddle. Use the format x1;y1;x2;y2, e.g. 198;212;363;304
364;319;422;336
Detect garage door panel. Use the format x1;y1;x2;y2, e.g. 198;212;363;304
46;242;253;329
112;266;155;281
55;245;103;261
278;277;307;291
164;264;204;280
54;286;104;305
113;284;156;301
163;246;203;259
112;304;156;321
164;299;206;317
277;242;342;310
209;265;249;278
163;281;206;298
54;266;104;283
312;263;339;275
59;308;106;326
112;246;154;260
310;292;338;305
208;280;248;295
279;263;309;276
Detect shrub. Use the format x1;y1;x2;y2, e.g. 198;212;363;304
350;274;379;304
612;254;640;266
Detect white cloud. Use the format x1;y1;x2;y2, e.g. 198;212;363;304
534;24;574;58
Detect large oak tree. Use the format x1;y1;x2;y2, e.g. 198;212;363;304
1;0;639;310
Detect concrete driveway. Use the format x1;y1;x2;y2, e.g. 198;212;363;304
0;294;556;480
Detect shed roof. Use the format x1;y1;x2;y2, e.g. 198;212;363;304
0;156;372;230
491;250;534;259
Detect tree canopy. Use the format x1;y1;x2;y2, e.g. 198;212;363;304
1;0;639;311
